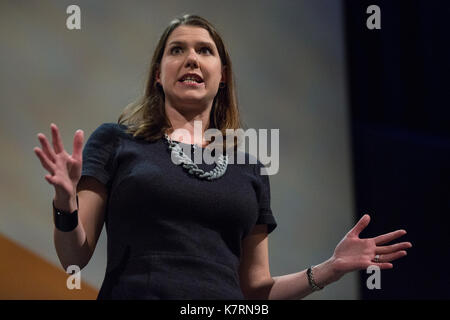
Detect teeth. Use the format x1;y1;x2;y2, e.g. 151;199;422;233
181;76;202;82
182;79;200;83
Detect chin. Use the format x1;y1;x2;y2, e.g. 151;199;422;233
176;92;210;102
173;96;210;107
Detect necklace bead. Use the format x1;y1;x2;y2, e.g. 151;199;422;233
164;133;228;181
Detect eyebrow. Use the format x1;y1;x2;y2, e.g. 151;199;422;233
167;40;215;47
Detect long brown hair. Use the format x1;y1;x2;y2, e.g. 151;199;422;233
118;14;243;149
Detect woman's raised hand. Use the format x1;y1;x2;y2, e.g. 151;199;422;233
34;123;84;201
330;214;412;278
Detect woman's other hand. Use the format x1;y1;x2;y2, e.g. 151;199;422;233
330;214;412;280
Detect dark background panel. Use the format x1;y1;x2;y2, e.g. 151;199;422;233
344;0;450;299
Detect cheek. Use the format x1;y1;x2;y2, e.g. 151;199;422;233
160;61;178;82
207;63;223;82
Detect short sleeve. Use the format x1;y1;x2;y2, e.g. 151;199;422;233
81;123;121;187
254;161;277;234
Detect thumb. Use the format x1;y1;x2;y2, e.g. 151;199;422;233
45;174;55;185
348;214;371;237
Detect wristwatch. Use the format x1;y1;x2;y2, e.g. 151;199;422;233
53;196;79;232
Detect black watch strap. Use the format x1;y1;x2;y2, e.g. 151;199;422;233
53;196;79;232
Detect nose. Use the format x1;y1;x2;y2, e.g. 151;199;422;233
184;49;199;69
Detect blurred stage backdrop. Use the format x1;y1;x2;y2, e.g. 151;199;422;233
3;0;446;300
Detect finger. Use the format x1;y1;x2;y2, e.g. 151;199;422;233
34;147;56;174
349;214;371;237
374;229;407;245
376;242;412;254
51;123;65;154
44;174;62;186
368;262;393;270
72;129;84;162
44;174;56;185
37;133;56;162
378;251;408;263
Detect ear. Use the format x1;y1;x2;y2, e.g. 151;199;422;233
220;65;227;83
155;65;161;85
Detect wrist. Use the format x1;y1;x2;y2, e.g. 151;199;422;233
53;195;79;232
311;258;342;288
54;193;78;213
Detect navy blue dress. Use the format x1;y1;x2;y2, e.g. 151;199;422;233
81;123;277;299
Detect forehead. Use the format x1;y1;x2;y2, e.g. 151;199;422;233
166;25;216;46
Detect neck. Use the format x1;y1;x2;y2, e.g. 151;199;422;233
164;101;212;147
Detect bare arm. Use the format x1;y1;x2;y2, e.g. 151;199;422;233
240;215;411;300
239;225;337;300
265;259;338;300
34;123;107;271
53;176;107;270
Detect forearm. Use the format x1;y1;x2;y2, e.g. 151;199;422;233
53;194;91;270
253;259;340;300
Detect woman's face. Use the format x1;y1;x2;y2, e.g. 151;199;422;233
156;25;225;109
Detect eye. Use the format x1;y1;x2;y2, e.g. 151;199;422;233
170;46;182;54
199;46;212;54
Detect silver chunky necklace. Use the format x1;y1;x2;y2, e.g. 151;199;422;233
163;133;228;180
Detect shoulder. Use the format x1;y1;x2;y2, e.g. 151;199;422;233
231;149;267;177
254;159;269;177
83;123;133;153
93;122;128;135
88;122;131;141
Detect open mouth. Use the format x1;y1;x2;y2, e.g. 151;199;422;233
178;80;204;86
178;73;204;85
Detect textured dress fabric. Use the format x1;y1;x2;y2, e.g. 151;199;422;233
81;123;277;299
